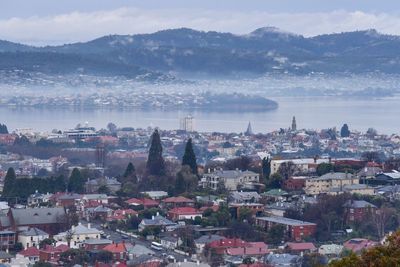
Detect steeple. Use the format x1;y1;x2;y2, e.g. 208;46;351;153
245;121;253;136
291;116;297;131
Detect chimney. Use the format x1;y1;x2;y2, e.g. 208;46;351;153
196;261;200;266
156;212;160;217
152;215;155;220
87;223;91;229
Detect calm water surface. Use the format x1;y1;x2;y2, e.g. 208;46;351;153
0;97;399;134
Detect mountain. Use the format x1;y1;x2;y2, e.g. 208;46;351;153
2;27;400;78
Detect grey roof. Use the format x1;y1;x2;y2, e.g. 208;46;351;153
206;169;258;179
231;191;261;201
127;254;160;265
20;227;48;236
0;216;10;228
83;238;112;245
0;251;12;259
167;263;210;267
257;216;316;226
141;216;175;227
377;172;400;179
0;231;15;235
265;253;301;266
317;172;356;180
267;202;295;211
11;207;66;225
195;234;224;245
329;184;375;193
128;244;155;256
343;200;377;209
72;224;101;235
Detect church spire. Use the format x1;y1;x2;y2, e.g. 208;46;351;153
291;116;297;131
245;121;253;136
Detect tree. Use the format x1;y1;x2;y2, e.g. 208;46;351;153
107;122;117;133
175;166;198;195
278;161;298;179
93;250;113;264
366;128;378;138
330;231;400;267
39;238;56;249
33;261;52;267
266;173;283;189
262;157;272;181
267;224;285;244
0;123;8;134
97;185;110;194
182;138;198;175
2;167;16;198
146;129;166;176
122;162;137;183
361;151;381;163
67;168;85;193
316;163;334;176
340;123;350;137
60;249;89;267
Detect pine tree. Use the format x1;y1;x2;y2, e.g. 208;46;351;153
262;157;271;181
0;124;8;134
67;168;85;193
122;162;137;184
340;123;350;137
2;167;16;197
182;138;198;175
146;129;166;176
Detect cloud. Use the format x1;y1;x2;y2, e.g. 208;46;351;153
1;7;400;45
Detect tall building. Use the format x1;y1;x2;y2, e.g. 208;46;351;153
291;116;297;131
245;121;253;136
180;115;194;132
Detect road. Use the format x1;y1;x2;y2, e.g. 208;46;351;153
91;222;191;263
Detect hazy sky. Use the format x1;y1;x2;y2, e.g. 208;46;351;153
2;0;400;45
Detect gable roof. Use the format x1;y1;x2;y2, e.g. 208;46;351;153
11;207;66;225
162;196;194;204
286;242;316;251
103;243;127;253
19;227;49;237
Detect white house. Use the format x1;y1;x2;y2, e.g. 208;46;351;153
18;228;49;249
54;223;101;248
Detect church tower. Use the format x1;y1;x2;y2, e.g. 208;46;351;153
245;121;253;136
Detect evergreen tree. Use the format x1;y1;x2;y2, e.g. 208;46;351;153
340;123;350;137
146;129;165;176
2;167;16;197
0;124;8;134
262;157;271;180
67;168;85;193
123;162;137;183
182;138;198;175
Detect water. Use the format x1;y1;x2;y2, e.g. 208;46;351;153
0;96;399;134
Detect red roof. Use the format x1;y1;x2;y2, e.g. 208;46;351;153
343;238;378;253
286;242;316;251
41;244;69;254
103;243;127;253
125;198;159;206
19;246;40;257
162;196;194;203
366;161;381;167
208;238;248;249
168;207;201;215
114;209;138;216
226;243;268;256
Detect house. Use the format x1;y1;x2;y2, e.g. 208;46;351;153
0;251;13;263
375;172;400;184
285;242;316;254
159;235;181;250
18;246;41;262
39;244;69;263
305;172;359;195
226;242;269;258
54;223;102;248
270;158;330;175
138;215;177;232
167;262;210;267
141;191;168;200
343;238;378;254
318;244;343;258
282;177;306;191
229;203;264;219
328;184;375;196
264;253;302;267
201;169;259;191
18;227;49;249
127;244;155;258
125;198;159;209
102;242;128;262
162;197;195;209
343;200;377;223
265;202;296;217
0;230;16;251
194;235;224;254
167;207;202;221
86;205;113;220
27;191;53;207
107;209;138;222
82;238;112;250
357;163;382;180
53;193;81;207
262;189;289;201
9;254;35;266
85;177;122;193
8;207;67;235
206;238;248;255
255;216;316;241
127;254;162;267
230;191;261;204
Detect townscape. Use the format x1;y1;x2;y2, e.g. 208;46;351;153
0;117;397;267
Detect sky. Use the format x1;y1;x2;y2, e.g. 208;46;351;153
1;0;400;45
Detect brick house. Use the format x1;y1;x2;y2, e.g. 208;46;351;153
161;197;194;209
102;242;128;262
343;200;377;223
255;216;316;241
167;207;202;221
